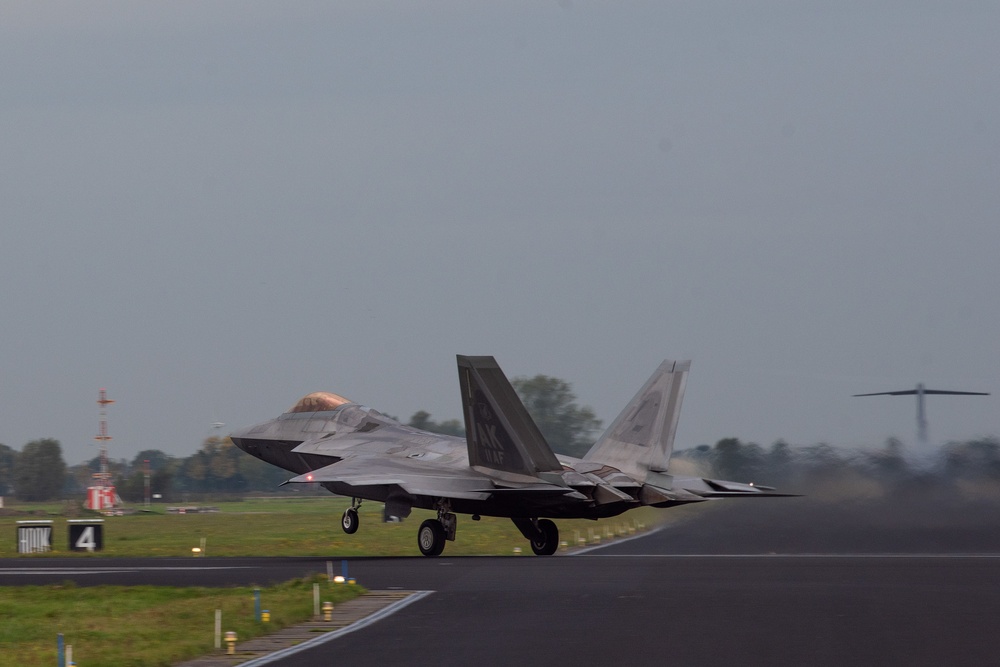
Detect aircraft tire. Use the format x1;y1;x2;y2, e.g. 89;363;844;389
530;519;559;556
342;508;359;534
418;519;446;557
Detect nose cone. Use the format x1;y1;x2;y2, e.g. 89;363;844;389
229;420;270;454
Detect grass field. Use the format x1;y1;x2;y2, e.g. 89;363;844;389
0;575;362;667
0;495;701;558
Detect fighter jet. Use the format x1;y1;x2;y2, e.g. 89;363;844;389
231;356;789;556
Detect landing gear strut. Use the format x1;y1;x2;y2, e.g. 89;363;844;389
417;500;456;557
341;498;361;534
512;518;559;556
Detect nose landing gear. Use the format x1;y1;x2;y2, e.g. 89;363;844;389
341;498;361;534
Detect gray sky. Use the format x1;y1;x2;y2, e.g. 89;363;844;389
2;1;997;466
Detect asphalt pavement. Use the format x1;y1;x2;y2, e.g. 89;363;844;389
4;494;1000;666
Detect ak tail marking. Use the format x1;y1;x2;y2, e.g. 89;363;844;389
457;355;562;477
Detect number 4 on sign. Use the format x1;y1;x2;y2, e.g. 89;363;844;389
75;526;96;551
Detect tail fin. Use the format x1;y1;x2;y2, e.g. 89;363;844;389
583;360;690;480
457;355;563;477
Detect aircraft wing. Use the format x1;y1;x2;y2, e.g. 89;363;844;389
285;455;591;505
854;389;989;396
285;456;496;500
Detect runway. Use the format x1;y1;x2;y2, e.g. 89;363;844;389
4;496;1000;666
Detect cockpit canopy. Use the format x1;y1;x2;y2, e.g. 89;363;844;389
286;392;352;414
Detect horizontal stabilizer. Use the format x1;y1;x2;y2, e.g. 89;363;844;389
694;490;801;498
640;484;705;505
669;475;801;498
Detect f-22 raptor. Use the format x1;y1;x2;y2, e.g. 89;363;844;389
232;356;787;556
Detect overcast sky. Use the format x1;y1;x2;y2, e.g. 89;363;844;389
1;2;997;466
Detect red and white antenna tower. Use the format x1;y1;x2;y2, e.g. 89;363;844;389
86;388;122;511
94;389;114;486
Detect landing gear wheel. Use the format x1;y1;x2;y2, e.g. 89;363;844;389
530;519;559;556
341;507;359;534
418;519;446;557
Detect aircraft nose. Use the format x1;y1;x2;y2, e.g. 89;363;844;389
229;419;278;455
229;423;255;453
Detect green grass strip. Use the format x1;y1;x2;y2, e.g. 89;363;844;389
1;497;687;558
0;575;363;667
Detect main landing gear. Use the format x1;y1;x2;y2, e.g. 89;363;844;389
512;518;560;556
417;500;457;557
344;498;560;557
341;498;361;534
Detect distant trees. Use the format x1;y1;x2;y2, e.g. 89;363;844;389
398;375;601;457
674;437;828;487
59;439;289;502
668;435;988;494
407;411;464;437
13;438;67;501
181;437;289;494
943;437;1000;478
113;450;175;503
403;374;603;457
511;374;602;458
0;443;16;495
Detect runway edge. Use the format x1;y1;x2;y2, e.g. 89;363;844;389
174;590;432;667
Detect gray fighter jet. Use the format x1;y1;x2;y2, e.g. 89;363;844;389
231;356;788;556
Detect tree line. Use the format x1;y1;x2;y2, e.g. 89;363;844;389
2;373;996;502
0;436;287;503
6;432;1000;504
673;435;1000;497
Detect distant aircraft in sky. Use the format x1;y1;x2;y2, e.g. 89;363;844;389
231;356;790;556
854;383;990;444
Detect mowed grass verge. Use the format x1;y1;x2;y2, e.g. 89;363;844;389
0;496;706;558
0;575;362;667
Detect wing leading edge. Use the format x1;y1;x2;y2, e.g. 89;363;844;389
285;456;494;501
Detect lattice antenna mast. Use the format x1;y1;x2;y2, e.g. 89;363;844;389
94;388;115;488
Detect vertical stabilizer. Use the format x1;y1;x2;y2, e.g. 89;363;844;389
457;356;563;477
583;360;690;480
